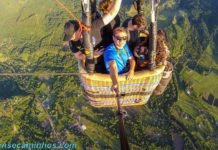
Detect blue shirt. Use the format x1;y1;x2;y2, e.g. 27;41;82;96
103;43;133;74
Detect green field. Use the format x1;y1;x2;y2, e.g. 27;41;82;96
180;67;218;98
0;0;218;149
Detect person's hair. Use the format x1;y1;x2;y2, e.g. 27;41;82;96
157;29;168;49
132;14;147;27
113;27;127;36
156;29;169;64
99;0;113;14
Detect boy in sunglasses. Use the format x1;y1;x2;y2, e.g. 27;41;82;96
103;27;136;93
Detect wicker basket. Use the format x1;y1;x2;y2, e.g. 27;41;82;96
79;63;165;107
153;62;173;95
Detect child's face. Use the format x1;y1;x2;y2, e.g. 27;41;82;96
140;46;148;53
140;46;145;52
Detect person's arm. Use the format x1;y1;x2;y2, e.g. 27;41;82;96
69;40;85;60
94;47;104;58
127;56;136;80
133;46;140;58
165;45;170;58
109;60;119;93
125;44;135;79
102;0;122;25
163;43;170;65
73;51;86;60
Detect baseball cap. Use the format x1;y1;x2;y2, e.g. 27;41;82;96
63;20;80;41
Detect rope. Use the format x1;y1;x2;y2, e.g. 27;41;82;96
55;0;90;31
116;92;130;150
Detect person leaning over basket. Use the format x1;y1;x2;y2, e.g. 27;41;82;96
122;14;147;51
63;0;122;67
103;27;136;93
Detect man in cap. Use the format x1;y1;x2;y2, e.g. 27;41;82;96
63;0;122;66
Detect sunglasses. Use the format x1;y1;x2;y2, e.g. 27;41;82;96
114;36;128;41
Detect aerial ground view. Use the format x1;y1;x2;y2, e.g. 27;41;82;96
0;0;218;149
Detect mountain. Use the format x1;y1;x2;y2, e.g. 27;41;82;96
0;0;217;149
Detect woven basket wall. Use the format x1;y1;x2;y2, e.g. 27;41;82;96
79;64;165;107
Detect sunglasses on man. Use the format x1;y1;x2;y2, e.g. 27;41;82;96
114;36;128;41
